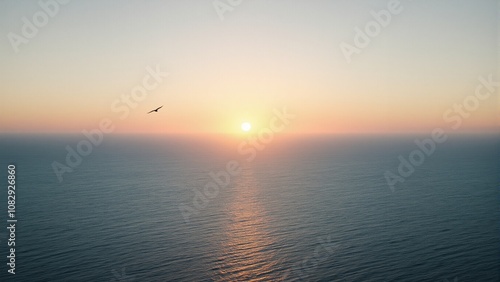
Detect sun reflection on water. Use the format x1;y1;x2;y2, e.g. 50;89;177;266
213;167;284;282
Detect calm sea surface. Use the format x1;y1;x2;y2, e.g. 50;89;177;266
0;134;498;281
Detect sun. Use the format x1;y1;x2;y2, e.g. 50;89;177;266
241;122;252;132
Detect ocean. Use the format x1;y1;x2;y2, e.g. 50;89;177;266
0;134;498;281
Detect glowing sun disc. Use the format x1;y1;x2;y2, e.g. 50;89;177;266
241;122;251;132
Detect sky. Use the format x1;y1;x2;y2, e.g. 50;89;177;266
0;0;498;134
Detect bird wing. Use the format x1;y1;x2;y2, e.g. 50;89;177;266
147;105;163;114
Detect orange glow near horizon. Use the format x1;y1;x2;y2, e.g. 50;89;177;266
2;107;498;135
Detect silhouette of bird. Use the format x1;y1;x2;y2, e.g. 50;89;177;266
148;105;163;114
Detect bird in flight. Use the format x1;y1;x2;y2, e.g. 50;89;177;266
148;105;163;114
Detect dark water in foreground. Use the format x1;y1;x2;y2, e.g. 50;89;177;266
0;134;498;281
